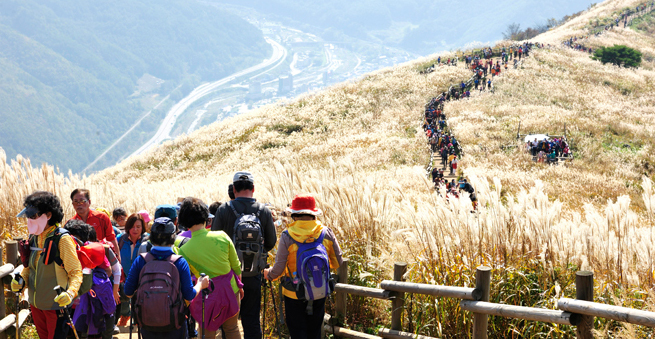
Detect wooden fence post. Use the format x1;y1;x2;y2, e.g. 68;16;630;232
336;258;349;322
473;266;491;339
5;241;18;267
576;271;594;339
0;245;5;339
391;262;408;331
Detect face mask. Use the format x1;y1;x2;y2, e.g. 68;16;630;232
27;214;49;235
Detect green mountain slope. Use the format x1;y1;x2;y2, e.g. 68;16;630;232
0;0;270;172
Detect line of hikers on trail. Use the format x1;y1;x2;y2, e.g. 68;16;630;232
12;171;342;339
565;1;654;50
422;42;540;209
424;98;477;208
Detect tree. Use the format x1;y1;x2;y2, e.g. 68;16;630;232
502;23;522;40
592;45;642;68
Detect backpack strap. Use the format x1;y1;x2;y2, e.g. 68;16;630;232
227;201;243;219
117;235;125;250
287;229;326;246
255;203;264;218
43;228;71;266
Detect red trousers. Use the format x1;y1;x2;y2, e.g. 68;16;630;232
30;305;69;339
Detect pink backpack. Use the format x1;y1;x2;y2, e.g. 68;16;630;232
134;253;185;332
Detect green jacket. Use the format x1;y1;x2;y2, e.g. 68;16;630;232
178;229;242;293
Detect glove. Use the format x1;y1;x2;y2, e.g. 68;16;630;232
54;291;73;307
11;278;24;292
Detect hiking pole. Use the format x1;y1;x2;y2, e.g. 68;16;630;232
262;278;267;337
200;273;207;339
270;282;282;338
129;300;133;339
13;273;23;339
54;286;79;339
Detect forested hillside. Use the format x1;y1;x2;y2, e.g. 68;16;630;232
216;0;597;53
0;0;270;172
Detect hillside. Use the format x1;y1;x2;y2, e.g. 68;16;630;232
215;0;599;53
0;0;270;173
2;0;655;336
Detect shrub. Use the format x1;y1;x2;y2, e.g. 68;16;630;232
592;45;642;68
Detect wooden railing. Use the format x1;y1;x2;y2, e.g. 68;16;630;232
0;240;30;339
327;259;655;339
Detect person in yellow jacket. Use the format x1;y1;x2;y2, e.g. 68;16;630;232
264;194;343;339
12;191;83;339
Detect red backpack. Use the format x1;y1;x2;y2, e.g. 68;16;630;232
134;253;185;332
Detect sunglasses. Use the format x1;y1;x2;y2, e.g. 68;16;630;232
72;199;88;205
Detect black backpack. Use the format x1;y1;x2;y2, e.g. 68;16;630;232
228;202;267;277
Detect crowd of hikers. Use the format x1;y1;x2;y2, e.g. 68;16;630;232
12;171;342;339
525;137;572;164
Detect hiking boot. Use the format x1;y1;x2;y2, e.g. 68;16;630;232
117;315;130;327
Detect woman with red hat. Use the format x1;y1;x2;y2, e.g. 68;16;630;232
264;194;343;339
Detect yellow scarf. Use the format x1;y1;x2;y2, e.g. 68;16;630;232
286;220;324;243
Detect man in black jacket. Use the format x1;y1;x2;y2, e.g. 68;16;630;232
211;171;276;339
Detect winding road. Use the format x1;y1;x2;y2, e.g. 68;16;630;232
129;37;287;158
80;38;287;172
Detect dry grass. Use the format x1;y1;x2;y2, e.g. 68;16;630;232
2;0;655;336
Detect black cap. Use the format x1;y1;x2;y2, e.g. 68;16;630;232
16;205;39;218
151;217;176;235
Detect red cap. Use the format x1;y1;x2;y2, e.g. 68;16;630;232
77;242;106;269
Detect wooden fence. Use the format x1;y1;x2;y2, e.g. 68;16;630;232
326;259;655;339
0;240;30;339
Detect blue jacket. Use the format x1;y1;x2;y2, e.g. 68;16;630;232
116;233;146;278
124;246;197;301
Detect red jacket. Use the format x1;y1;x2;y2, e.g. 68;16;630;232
70;210;116;242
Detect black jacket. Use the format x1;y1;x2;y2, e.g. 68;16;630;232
211;198;277;252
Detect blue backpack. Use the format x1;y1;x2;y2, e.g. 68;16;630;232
285;229;334;314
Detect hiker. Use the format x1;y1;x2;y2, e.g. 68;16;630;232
211;171;277;339
115;213;147;326
12;191;84;339
138;204;178;254
459;179;478;209
137;210;152;233
264;194;343;339
64;220;120;338
208;201;221;227
431;167;440;183
69;189;120;259
177;197;244;339
124;217;210;339
112;207;128;235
